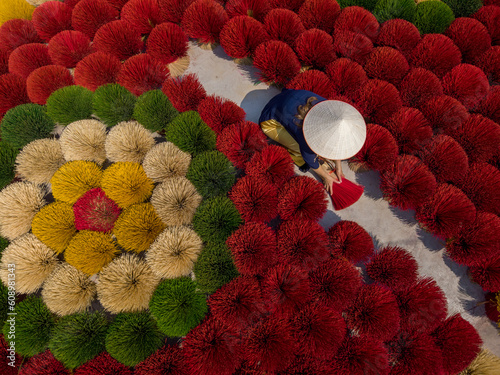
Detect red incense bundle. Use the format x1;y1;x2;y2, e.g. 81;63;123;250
329;171;364;210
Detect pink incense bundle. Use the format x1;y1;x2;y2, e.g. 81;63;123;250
329;171;364;210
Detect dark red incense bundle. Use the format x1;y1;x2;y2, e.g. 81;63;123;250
415;183;476;239
8;43;52;79
74;52;122;91
134;344;186;375
431;315;483;375
159;0;196;24
470;255;500;293
309;257;362;311
327;220;373;263
448;114;500;163
0;73;29;117
117;54;169;96
26;65;74;105
253;40;301;85
325;58;368;97
286;69;333;99
264;8;305;48
92;20;144;61
383;107;433;155
228;174;278;223
489;149;500;170
18;350;69;375
73;352;134;375
388;330;445;375
0;19;42;54
277;175;327;222
332;334;389;375
277;219;330;271
417;134;468;185
225;0;271;22
216;121;268;169
71;0;120;39
48;30;92;68
262;263;312;313
333;30;373;65
409;34;462;78
399;68;443;109
289;303;346;360
354;79;402;124
328;174;364;211
197;95;245;134
345;284;400;342
104;0;130;10
269;0;306;12
419;95;469;135
365;245;418;291
476;46;500;85
161;73;207;112
219;15;269;59
32;1;73;42
0;335;20;375
246;144;295;186
363;46;409;86
1;51;9;74
473;5;500;45
278;356;335;374
445;17;491;63
446;212;500;267
394;277;448;333
298;0;341;34
379;154;437;210
64;0;83;7
349;123;398;173
483;0;500;6
183;318;241;375
226;221;277;276
456;162;500;216
294;28;336;70
442;63;490;111
207;276;265;331
478;85;500;125
121;0;162;34
334;5;380;42
376;18;421;59
181;0;229;45
241;315;297;373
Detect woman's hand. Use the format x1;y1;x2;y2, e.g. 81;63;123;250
330;170;342;184
322;173;337;195
313;159;344;194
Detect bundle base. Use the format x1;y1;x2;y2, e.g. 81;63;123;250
168;56;190;78
199;42;218;50
234;56;253;65
348;160;371;173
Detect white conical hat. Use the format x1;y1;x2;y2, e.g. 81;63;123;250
303;100;366;160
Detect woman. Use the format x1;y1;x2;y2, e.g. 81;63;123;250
259;88;366;194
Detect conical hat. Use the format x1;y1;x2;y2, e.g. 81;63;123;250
303;100;366;160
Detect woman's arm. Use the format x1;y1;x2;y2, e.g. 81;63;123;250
333;160;345;182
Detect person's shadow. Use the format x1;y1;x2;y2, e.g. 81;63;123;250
240;88;281;123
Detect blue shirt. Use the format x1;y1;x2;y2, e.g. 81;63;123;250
259;89;326;169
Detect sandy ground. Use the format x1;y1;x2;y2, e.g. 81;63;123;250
185;42;500;355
